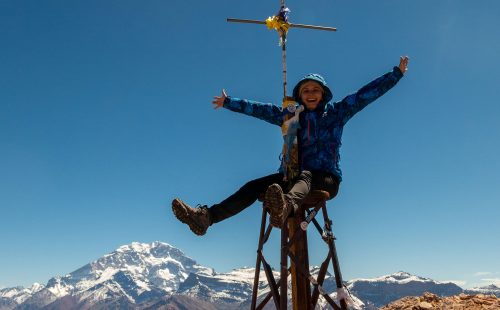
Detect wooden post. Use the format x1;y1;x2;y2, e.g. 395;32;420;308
252;191;346;310
251;207;268;310
288;211;312;310
280;221;289;310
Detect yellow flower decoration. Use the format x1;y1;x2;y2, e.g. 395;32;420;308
265;15;290;35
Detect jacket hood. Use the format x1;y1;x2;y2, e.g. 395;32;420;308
292;73;333;107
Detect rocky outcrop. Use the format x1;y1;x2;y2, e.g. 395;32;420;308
380;292;500;310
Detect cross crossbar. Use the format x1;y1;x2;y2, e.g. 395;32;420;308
227;18;337;32
227;7;336;98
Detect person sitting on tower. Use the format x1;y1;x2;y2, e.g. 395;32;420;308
172;56;409;236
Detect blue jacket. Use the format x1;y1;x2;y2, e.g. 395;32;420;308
223;66;404;182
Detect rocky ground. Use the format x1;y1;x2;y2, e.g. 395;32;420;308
380;292;500;310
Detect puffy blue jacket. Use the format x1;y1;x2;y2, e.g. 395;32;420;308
223;66;404;182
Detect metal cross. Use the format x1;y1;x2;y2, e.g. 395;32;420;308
227;1;336;99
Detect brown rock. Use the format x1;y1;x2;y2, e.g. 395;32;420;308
421;292;440;303
380;293;500;310
417;301;433;309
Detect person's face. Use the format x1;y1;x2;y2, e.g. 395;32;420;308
300;81;324;110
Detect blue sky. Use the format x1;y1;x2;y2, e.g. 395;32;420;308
1;0;499;289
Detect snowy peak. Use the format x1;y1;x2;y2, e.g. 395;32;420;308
349;271;433;285
113;241;192;265
69;241;213;286
466;284;500;297
92;241;208;274
0;283;45;305
2;241;217;309
484;284;500;290
471;284;499;290
387;271;421;281
347;271;463;308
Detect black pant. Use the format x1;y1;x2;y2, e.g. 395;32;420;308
209;170;339;223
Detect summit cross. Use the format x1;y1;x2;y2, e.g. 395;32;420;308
227;1;337;98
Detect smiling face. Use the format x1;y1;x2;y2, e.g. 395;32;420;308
299;81;324;110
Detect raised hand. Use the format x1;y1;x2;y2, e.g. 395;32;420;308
399;56;409;74
212;89;227;110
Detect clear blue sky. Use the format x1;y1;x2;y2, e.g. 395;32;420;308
1;0;499;289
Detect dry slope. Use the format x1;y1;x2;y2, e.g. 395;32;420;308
380;292;500;310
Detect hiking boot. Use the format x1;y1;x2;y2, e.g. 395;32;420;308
265;184;293;228
172;198;212;236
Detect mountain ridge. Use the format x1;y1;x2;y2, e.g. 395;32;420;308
1;241;497;310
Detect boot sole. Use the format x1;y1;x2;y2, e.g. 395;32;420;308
172;198;190;224
265;184;286;228
171;199;207;236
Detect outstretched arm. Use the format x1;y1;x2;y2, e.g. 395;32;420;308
211;89;284;126
336;56;409;125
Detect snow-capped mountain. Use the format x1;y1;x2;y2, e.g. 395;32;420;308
1;241;215;310
0;242;492;310
466;284;500;297
0;283;44;309
177;266;366;310
0;241;362;309
177;267;264;304
346;271;463;308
